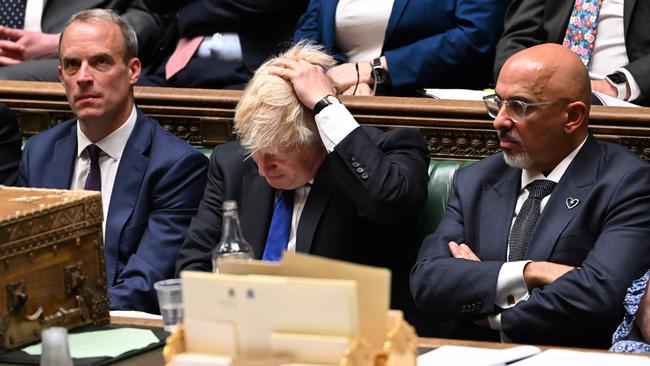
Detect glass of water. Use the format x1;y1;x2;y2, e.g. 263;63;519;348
154;278;183;332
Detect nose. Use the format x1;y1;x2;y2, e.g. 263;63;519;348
76;62;93;86
255;154;276;177
492;104;513;132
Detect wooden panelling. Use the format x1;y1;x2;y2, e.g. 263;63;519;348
2;80;650;160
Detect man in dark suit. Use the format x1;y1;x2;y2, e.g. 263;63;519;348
0;103;21;186
18;9;208;313
176;43;429;329
0;0;162;81
139;0;307;89
411;44;650;348
494;0;650;105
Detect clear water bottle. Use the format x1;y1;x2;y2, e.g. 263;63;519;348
212;200;254;273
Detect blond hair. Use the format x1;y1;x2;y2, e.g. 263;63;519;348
234;42;336;154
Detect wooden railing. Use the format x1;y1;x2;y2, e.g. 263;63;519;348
2;80;650;160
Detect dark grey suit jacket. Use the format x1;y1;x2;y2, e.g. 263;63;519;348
411;136;650;348
494;0;650;105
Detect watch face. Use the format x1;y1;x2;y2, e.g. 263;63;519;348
607;73;626;84
373;67;388;84
324;95;339;104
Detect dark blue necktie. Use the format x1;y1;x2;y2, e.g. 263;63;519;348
262;190;294;262
84;144;102;191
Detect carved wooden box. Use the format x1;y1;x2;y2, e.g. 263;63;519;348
0;186;109;352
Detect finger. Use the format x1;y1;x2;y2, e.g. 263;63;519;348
355;83;373;96
0;39;24;53
459;244;479;261
266;65;296;80
1;27;23;39
341;85;355;95
270;58;302;71
448;241;461;257
0;56;21;65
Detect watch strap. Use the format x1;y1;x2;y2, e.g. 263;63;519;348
313;95;339;115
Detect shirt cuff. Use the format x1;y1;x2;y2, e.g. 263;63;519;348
616;67;641;102
487;314;513;342
314;103;360;153
495;260;531;309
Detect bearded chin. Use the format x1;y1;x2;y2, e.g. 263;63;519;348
503;150;532;170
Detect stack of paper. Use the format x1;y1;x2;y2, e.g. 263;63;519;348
417;345;541;366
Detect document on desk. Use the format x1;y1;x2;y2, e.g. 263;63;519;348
417;345;541;366
510;349;650;365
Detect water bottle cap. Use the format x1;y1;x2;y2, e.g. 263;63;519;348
223;200;238;211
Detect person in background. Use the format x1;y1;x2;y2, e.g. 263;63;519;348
0;0;163;81
18;9;208;313
411;43;650;348
293;0;508;96
494;0;650;105
175;42;429;331
611;270;650;353
139;0;307;89
0;103;21;185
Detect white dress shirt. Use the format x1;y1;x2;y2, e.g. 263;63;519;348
70;106;137;235
488;137;588;338
335;0;394;62
589;0;641;101
23;0;44;32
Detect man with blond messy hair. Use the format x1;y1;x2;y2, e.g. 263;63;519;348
176;43;429;328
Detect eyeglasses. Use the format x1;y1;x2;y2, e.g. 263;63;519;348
482;94;561;122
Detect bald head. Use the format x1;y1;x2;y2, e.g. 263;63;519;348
501;43;591;107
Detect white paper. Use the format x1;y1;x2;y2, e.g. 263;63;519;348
511;349;650;365
424;88;491;101
417;345;541;366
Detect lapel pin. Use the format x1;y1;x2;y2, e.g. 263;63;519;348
566;197;579;210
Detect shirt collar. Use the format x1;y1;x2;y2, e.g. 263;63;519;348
521;136;588;189
76;105;137;161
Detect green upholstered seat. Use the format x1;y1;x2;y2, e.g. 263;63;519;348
418;160;474;239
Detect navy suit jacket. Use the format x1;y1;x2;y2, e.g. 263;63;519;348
411;136;650;348
18;110;208;313
494;0;650;105
293;0;508;93
0;103;21;186
176;127;429;329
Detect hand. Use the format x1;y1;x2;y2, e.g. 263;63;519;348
0;26;59;65
591;79;617;98
448;241;481;261
268;58;336;109
342;82;374;96
523;261;574;289
326;62;373;91
636;277;650;342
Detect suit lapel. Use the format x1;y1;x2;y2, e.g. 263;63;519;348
296;158;339;254
50;124;77;189
549;1;577;43
526;137;600;260
104;111;150;284
240;170;274;259
384;0;408;43
479;167;520;261
321;0;339;50
623;0;637;37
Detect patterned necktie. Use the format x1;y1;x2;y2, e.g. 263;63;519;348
84;144;102;191
0;0;27;29
562;0;604;68
165;36;204;79
508;180;557;262
262;190;295;262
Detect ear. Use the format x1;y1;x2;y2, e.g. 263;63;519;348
564;101;587;135
57;65;64;84
127;57;141;86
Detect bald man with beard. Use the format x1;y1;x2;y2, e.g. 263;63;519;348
411;43;650;348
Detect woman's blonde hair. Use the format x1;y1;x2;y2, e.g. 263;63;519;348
234;42;336;154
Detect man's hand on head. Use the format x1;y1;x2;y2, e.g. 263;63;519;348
448;241;481;261
523;261;575;289
0;27;59;65
268;58;336;110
